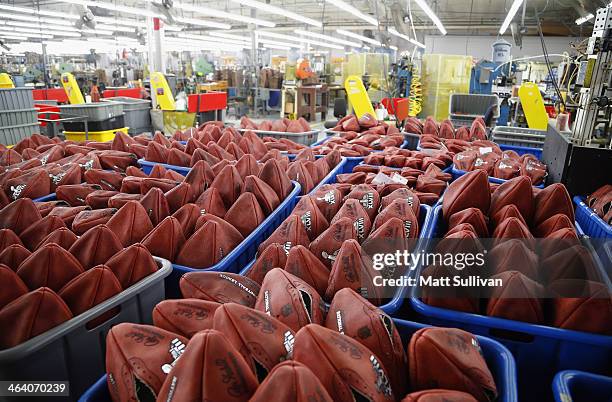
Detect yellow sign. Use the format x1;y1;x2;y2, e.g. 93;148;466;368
61;72;85;105
0;73;14;88
518;82;548;130
150;72;176;111
344;75;375;118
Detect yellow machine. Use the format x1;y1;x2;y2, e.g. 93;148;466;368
0;73;14;88
150;72;176;111
344;75;375;118
518;82;549;130
61;72;85;104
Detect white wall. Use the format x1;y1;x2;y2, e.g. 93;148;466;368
422;35;585;59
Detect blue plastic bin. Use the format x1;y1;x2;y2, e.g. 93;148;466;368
33;193;57;202
411;205;612;402
239;204;434;315
137;158;190;176
450;165;545;189
165;181;301;298
79;318;518;402
499;144;543;159
552;370;612;402
574;196;612;239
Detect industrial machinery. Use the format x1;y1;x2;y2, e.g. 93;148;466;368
572;5;612;148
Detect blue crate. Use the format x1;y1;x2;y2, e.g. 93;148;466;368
137;158;190;176
499;144;542;159
552;370;612;402
79;318;517;402
165;181;301;298
574;196;612;239
239;204;434;316
33;193;57;202
450;165;545;189
410;205;612;402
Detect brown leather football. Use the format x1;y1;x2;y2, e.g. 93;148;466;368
71;208;117;236
310;217;358;268
490;204;527;228
331;198;372;242
485;270;545;324
442;170;490;219
139;187;170;226
259;158;293;200
0;198;42;235
56;183;102;206
141;216;187;262
140;177;181;195
326;288;408;396
106;201;154;246
225;192;266;237
68;224;123;269
47;206;89;228
105;243;158;289
285;245;330;296
409;327;497;402
85;190;120;209
291;196;330;241
153;298;220;338
176;219;243;268
293;323;395;402
37;227;77;251
108;193;142;209
372;199;419;239
257;215;310;255
401;389;479;402
105;323;188;401
213;303;295;381
533;183;574;225
84;169;124;191
209;164;244;208
0;264;29;309
0;287;73;349
489;176;534;224
246;243;288;284
534;213;574;237
155;329;258;402
4;168;51;200
171;203;205;237
311;186;343;222
380;188;419;219
249;360;333;402
487;239;539;280
254;268;325;332
448;208;489;238
0;244;31;271
180;271;260;306
58;265;123;316
17;243;84;292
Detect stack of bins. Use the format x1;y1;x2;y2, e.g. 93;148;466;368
420;54;472;122
102;96;152;134
0;88;39;145
449;93;500;127
59;102;124;141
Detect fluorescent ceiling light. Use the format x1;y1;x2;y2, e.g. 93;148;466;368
336;29;382;46
0;33;43;40
0;4;79;19
325;0;378;26
170;1;275;27
499;0;523;34
164;25;183;31
209;32;252;41
0;12;73;26
575;13;594;25
176;33;247;46
94;16;147;28
3;21;80;32
294;29;362;47
56;0;159;18
257;30;343;49
229;0;322;27
2;26;82;38
174;17;231;30
413;0;447;35
389;45;398;50
96;24;136;33
388;28;426;49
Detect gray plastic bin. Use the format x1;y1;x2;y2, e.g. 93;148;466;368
0;257;171;402
449;93;500;119
0;108;37;127
0;122;39;145
492;126;547;147
102;97;151;134
59;102;123;122
0;87;35;110
237;128;320;146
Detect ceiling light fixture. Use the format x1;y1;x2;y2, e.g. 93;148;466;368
388;28;425;49
575;13;594;25
0;4;79;19
171;1;275;27
0;12;73;26
499;0;524;34
174;16;231;29
325;0;378;26
413;0;447;35
56;0;159;18
294;29;363;47
229;0;322;27
336;29;382;46
257;30;343;49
